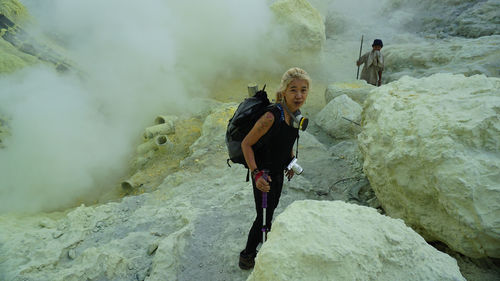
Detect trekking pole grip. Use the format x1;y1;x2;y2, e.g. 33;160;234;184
261;169;270;242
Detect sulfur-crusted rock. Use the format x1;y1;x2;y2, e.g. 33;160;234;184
0;0;30;22
358;73;500;258
325;79;375;105
315;94;362;140
0;0;38;73
270;0;325;52
248;200;465;281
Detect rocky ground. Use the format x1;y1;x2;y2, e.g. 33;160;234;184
1;75;500;280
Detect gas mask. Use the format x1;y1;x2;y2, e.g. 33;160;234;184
280;101;308;131
291;110;308;131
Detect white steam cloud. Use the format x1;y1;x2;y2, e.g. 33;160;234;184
1;0;423;213
0;67;131;213
0;0;285;213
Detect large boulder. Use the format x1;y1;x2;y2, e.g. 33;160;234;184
248;200;465;281
270;0;325;52
315;94;362;140
325;80;375;105
358;73;500;258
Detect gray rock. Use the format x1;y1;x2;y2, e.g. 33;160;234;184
315;94;362;140
359;73;500;258
248;200;465;281
324;80;375;105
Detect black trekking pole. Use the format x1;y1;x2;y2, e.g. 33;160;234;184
356;35;364;80
261;170;270;243
262;191;267;243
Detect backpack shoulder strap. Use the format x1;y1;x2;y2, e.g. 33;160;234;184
264;103;284;125
295;132;299;158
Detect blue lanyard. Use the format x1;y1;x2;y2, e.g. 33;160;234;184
276;103;285;122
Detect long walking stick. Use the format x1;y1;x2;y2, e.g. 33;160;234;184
356;35;364;80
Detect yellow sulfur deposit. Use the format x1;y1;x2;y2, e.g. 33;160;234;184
0;0;36;73
0;37;38;73
0;0;30;22
1;0;73;74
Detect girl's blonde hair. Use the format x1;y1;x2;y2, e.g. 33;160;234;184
275;67;311;103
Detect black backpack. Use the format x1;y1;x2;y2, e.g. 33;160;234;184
225;86;278;168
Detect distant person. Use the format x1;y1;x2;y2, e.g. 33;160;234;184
357;39;384;86
239;67;310;270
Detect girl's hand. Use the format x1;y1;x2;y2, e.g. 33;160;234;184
256;175;271;192
254;171;272;192
285;169;294;181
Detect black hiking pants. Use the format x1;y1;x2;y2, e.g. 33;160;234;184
244;170;284;254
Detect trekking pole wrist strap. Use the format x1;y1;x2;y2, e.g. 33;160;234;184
253;170;267;182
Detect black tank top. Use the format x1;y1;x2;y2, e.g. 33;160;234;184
254;104;298;173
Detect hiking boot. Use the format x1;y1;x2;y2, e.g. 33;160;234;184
239;249;257;270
